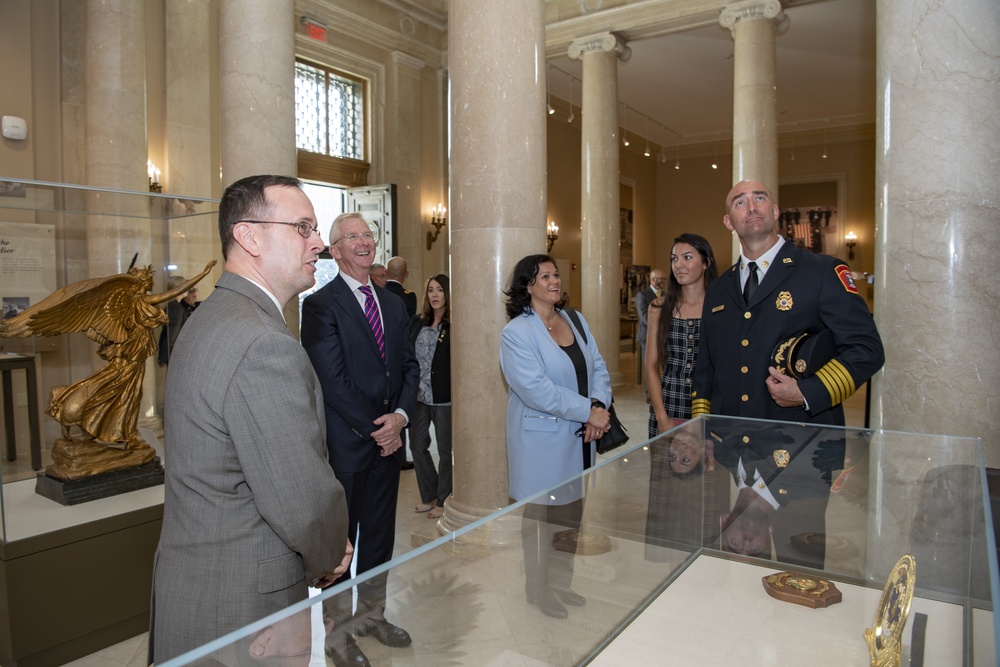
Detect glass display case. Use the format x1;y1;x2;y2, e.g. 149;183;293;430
0;177;219;493
0;178;219;667
160;416;998;666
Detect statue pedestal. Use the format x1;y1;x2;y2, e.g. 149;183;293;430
35;457;164;506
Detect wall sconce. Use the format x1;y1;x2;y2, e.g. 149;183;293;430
426;203;447;250
147;160;162;193
845;231;857;260
547;220;559;252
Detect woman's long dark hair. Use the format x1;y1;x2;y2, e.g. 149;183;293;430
652;234;718;367
503;254;567;320
419;274;450;326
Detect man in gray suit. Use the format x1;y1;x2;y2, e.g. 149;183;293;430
151;175;352;664
636;268;667;369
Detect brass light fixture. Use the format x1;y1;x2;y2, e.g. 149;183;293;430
147;160;162;193
546;220;559;252
845;231;857;260
426;203;447;250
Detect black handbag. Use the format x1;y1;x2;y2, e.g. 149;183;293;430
596;400;629;455
563;307;630;455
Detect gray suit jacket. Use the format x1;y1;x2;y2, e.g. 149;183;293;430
635;285;657;349
151;272;348;663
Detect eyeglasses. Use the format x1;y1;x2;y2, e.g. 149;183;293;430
332;231;377;245
238;220;319;239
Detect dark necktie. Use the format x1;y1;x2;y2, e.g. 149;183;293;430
743;261;759;304
358;285;385;362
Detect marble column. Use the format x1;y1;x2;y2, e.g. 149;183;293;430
83;0;160;434
443;0;546;540
872;0;1000;465
219;0;298;327
390;51;425;283
569;32;631;387
84;0;150;275
720;0;786;263
165;0;217;285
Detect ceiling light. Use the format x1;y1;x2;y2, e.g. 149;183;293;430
566;71;575;123
622;104;629;146
546;65;555;115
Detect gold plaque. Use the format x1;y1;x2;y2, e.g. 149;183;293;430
762;571;842;608
865;554;916;667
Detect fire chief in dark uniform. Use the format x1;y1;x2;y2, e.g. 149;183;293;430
692;180;883;569
691;180;884;425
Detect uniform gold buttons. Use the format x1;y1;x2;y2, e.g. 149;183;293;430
744;312;752;320
741;394;749;402
742;436;750;443
741;339;749;347
741;366;748;373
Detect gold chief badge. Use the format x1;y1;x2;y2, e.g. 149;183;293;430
773;449;790;468
776;291;793;311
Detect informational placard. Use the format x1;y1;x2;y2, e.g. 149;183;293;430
0;222;57;319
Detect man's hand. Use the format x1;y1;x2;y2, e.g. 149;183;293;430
766;366;805;408
315;540;355;589
371;412;406;456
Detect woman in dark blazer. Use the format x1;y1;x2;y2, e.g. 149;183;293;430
408;274;452;520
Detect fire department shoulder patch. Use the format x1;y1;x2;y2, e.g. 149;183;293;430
835;265;859;294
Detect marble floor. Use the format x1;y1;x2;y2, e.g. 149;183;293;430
41;347;874;666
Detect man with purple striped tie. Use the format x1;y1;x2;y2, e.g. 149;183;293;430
302;211;419;667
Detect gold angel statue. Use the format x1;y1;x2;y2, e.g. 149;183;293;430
0;260;215;480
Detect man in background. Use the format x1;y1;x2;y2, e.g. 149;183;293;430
302;213;419;667
369;263;388;288
151;175;351;663
384;256;417;319
383;255;417;469
635;268;667;383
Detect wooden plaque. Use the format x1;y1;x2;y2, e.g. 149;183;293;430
762;571;843;608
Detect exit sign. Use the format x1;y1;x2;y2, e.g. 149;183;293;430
306;23;326;41
301;17;327;42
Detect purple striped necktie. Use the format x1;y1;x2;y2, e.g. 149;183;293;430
358;285;385;362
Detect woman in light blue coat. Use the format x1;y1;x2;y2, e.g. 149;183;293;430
500;254;612;620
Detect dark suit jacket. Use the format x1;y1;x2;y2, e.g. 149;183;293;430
408;315;450;403
152;272;348;662
692;241;884;425
635;285;657;349
384;280;417;319
301;275;419;473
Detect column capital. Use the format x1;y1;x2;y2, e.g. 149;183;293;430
568;32;631;62
719;0;789;34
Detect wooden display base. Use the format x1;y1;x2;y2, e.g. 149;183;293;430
762;571;843;608
35;457;164;506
